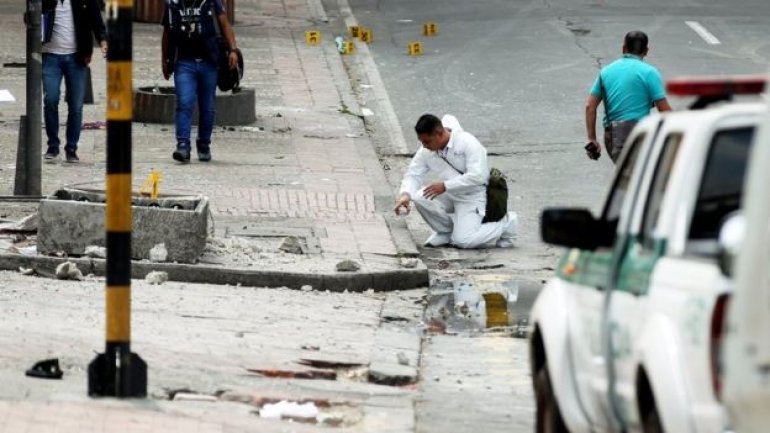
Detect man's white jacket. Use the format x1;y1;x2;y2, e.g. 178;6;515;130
399;115;489;205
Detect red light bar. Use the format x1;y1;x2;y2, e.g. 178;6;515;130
667;75;766;97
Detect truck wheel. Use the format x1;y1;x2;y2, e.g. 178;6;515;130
642;406;664;433
535;367;569;433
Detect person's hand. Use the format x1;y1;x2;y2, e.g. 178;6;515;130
394;193;411;216
228;50;238;69
100;41;108;58
423;182;446;200
162;60;171;80
584;140;601;160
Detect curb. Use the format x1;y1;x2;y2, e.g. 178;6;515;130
0;253;429;292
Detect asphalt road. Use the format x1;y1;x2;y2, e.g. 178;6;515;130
327;1;770;431
344;0;770;250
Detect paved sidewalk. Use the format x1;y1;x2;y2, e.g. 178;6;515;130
0;0;426;291
0;271;424;432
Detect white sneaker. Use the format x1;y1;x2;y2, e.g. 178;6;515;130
424;232;451;247
496;213;518;248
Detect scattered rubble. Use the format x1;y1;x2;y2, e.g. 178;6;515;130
278;236;303;254
335;260;360;272
145;271;169;285
84;245;107;259
55;262;83;281
399;257;419;268
300;284;313;292
149;243;168;262
259;400;319;423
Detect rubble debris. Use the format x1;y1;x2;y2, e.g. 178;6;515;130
278;236;303;254
300;344;320;351
259;400;319;423
149;243;168;262
84;245;107;259
25;358;63;379
145;271;169;285
335;259;360;272
367;362;417;386
55;261;83;281
399;258;419;269
297;359;364;370
382;315;409;323
318;412;346;427
300;284;313;292
18;267;34;276
248;368;336;380
173;392;218;402
0;213;38;233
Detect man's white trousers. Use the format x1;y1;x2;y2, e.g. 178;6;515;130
412;190;515;249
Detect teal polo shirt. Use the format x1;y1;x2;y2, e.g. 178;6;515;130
590;54;666;127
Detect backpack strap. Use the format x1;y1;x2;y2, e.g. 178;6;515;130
438;153;463;175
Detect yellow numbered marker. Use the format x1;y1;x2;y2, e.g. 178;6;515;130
305;30;321;45
359;28;373;43
139;169;162;199
348;25;360;38
408;42;423;56
423;22;438;36
342;40;355;54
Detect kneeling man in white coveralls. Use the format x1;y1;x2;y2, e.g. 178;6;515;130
393;113;518;248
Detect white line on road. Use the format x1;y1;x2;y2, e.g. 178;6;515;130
685;21;721;45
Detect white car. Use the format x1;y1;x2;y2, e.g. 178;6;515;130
529;76;765;433
722;84;770;433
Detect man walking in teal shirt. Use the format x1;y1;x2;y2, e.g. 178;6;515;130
585;31;671;162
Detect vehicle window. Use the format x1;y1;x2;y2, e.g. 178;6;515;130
602;133;646;228
688;127;754;244
640;133;682;250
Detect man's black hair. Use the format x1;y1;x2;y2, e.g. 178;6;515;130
624;31;648;55
415;114;442;135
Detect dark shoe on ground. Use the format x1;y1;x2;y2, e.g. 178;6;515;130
172;148;191;163
44;148;59;160
65;151;79;163
196;143;211;162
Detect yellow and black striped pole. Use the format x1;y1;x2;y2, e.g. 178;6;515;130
88;0;146;398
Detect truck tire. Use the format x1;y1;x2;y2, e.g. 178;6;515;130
535;367;570;433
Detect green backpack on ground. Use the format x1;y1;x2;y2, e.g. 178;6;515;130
482;167;508;223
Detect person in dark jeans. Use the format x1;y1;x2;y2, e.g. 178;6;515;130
161;0;238;163
584;31;672;163
42;0;107;163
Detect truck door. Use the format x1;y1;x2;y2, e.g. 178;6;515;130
568;130;651;429
606;131;684;426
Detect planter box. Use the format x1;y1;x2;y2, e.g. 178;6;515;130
37;188;208;264
134;86;256;126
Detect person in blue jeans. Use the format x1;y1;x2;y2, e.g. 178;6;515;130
162;0;238;163
41;0;107;163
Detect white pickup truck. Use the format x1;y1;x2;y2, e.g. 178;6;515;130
529;76;765;433
722;86;770;433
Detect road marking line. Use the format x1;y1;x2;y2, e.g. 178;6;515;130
685;21;721;45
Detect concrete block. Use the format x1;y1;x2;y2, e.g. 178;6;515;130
37;188;208;264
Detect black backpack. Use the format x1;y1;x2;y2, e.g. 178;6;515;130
217;47;243;92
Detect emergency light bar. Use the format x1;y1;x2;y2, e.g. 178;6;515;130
666;75;766;109
667;75;765;96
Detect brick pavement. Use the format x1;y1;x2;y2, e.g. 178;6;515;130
0;0;429;429
0;0;418;276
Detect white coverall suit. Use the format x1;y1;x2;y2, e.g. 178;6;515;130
399;115;517;248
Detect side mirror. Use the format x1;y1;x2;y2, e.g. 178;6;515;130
717;212;745;277
541;208;613;251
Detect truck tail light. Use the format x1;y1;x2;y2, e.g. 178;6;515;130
667;75;766;96
710;293;731;400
